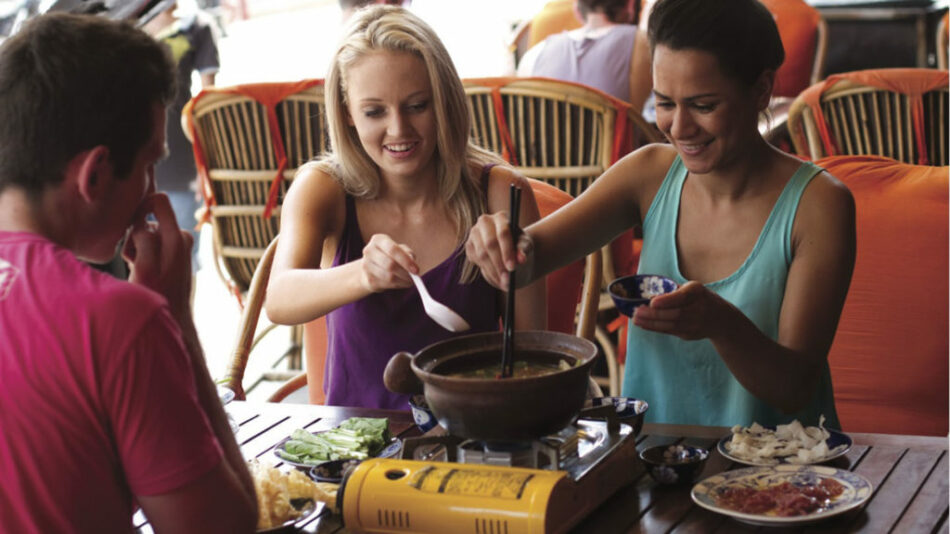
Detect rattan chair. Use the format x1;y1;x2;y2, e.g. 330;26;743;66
224;236;305;401
787;68;949;166
760;0;827;98
183;80;329;295
464;77;660;395
464;77;660;198
938;12;948;70
225;224;603;402
183;80;329;382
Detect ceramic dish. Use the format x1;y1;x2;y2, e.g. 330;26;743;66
257;498;320;533
309;458;362;484
585;397;649;437
639;444;709;486
718;428;852;466
608;274;678;317
409;394;438;433
273;435;401;469
217;385;235;405
691;465;872;526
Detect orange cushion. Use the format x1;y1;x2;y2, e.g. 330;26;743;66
759;0;821;98
530;179;586;334
818;155;948;436
528;0;581;48
303;317;328;405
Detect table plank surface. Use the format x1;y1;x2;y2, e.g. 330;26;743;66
135;402;948;533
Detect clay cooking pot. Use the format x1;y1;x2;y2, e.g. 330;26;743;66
383;331;597;441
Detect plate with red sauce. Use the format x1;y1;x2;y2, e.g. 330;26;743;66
691;465;872;526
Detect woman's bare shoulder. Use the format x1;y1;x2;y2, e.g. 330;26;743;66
794;165;856;252
611;143;679;180
801;166;855;213
283;161;347;226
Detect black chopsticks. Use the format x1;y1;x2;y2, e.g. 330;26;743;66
500;184;521;379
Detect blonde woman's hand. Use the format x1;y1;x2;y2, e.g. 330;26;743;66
360;233;418;293
632;281;729;340
465;212;531;290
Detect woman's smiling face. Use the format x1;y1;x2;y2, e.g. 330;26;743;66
652;45;765;175
344;50;438;183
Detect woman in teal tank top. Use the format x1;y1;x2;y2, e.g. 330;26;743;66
466;0;856;428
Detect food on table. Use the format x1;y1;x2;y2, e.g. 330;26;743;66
312;459;360;481
715;477;846;516
662;444;700;464
249;459;316;530
726;416;847;465
446;356;573;379
313;481;340;514
276;417;390;465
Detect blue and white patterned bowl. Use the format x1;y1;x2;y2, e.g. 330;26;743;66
608;274;679;317
587;397;649;437
409;395;438;433
640;444;709;485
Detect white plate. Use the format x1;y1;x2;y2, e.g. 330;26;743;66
257;498;321;533
691;465;872;526
718;427;852;466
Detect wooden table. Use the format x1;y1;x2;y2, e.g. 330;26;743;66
138;401;948;533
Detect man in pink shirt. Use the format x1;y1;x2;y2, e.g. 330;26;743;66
0;13;257;533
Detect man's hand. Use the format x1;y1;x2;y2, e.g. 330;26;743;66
122;193;193;320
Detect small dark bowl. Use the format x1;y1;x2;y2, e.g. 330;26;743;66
608;274;678;317
586;397;649;437
309;458;362;483
409;394;438;433
639;444;709;486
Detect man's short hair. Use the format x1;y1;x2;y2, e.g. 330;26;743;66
0;13;176;196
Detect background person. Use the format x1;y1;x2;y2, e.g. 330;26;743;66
0;13;256;533
467;0;856;428
517;0;652;113
339;0;412;22
265;6;545;410
143;0;220;270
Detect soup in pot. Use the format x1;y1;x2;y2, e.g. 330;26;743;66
437;350;574;379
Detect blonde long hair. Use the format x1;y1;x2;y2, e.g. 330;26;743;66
313;5;501;282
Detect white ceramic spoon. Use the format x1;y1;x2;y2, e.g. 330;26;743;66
410;273;471;332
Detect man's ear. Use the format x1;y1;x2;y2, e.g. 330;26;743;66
72;146;112;204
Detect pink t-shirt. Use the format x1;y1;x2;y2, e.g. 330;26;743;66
0;232;223;533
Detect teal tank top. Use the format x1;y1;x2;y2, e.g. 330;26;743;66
622;156;840;429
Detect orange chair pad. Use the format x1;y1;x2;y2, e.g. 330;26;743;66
819;155;948;436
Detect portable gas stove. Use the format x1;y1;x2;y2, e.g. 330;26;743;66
338;408;639;533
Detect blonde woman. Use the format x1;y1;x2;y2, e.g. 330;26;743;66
266;6;545;410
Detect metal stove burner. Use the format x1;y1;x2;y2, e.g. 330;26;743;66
400;412;634;482
457;439;558;469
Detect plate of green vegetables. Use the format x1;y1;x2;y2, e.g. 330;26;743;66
273;417;400;469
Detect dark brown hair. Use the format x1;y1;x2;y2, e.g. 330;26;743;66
648;0;784;87
0;13;176;195
577;0;629;22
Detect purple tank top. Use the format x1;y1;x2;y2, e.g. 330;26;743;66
531;25;637;103
324;167;501;409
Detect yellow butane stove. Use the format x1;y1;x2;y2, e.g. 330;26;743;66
339;418;639;533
